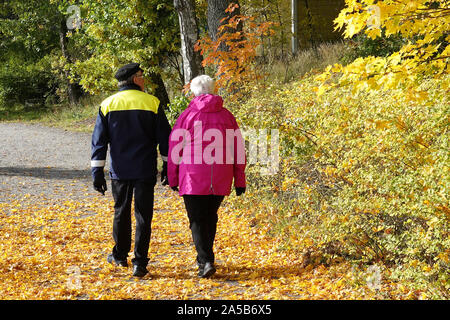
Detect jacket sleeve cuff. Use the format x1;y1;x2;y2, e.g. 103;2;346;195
91;160;106;167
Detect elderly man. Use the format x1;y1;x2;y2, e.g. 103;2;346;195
91;63;171;277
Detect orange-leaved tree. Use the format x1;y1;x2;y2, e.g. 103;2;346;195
194;3;275;98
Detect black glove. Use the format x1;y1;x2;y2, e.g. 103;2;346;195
171;186;179;192
161;161;169;185
93;171;107;195
235;187;246;196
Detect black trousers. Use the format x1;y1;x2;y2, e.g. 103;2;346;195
183;195;224;265
111;178;156;267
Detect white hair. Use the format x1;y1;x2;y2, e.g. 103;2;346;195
190;75;215;96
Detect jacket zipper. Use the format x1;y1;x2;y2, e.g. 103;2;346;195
210;164;214;194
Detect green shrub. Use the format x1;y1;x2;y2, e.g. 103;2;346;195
0;55;55;108
340;33;405;65
166;95;190;127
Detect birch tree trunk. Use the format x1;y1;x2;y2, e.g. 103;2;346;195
59;18;82;105
174;0;204;84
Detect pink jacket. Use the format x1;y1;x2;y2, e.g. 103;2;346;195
168;94;246;195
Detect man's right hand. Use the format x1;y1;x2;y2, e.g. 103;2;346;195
93;172;107;195
161;161;169;186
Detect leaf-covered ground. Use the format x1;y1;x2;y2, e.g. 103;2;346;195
0;181;408;300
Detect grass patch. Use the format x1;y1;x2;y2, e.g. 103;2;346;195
261;41;347;84
39;94;107;133
0;94;107;133
0;103;51;122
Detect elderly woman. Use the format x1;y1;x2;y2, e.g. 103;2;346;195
168;75;246;278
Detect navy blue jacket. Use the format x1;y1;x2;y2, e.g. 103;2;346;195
91;85;171;180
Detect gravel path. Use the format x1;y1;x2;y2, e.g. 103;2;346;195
0;122;101;202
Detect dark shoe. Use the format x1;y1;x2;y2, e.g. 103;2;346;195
197;263;205;277
199;262;216;278
107;254;128;267
132;265;148;277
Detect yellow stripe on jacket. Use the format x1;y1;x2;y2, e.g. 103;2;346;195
100;89;160;116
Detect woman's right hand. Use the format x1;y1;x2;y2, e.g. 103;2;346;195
235;187;245;196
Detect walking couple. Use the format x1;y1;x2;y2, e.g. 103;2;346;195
91;63;246;278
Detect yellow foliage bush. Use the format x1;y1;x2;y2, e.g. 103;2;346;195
224;0;449;299
228;72;449;298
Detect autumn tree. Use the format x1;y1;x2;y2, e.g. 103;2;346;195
196;3;275;96
207;0;242;52
69;0;179;108
0;0;83;106
317;0;449;100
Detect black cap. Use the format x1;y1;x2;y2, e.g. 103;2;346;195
114;63;143;81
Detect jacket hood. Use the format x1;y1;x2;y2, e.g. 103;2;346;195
189;94;223;113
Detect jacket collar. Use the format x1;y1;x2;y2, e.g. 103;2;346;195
190;94;223;113
119;84;142;92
